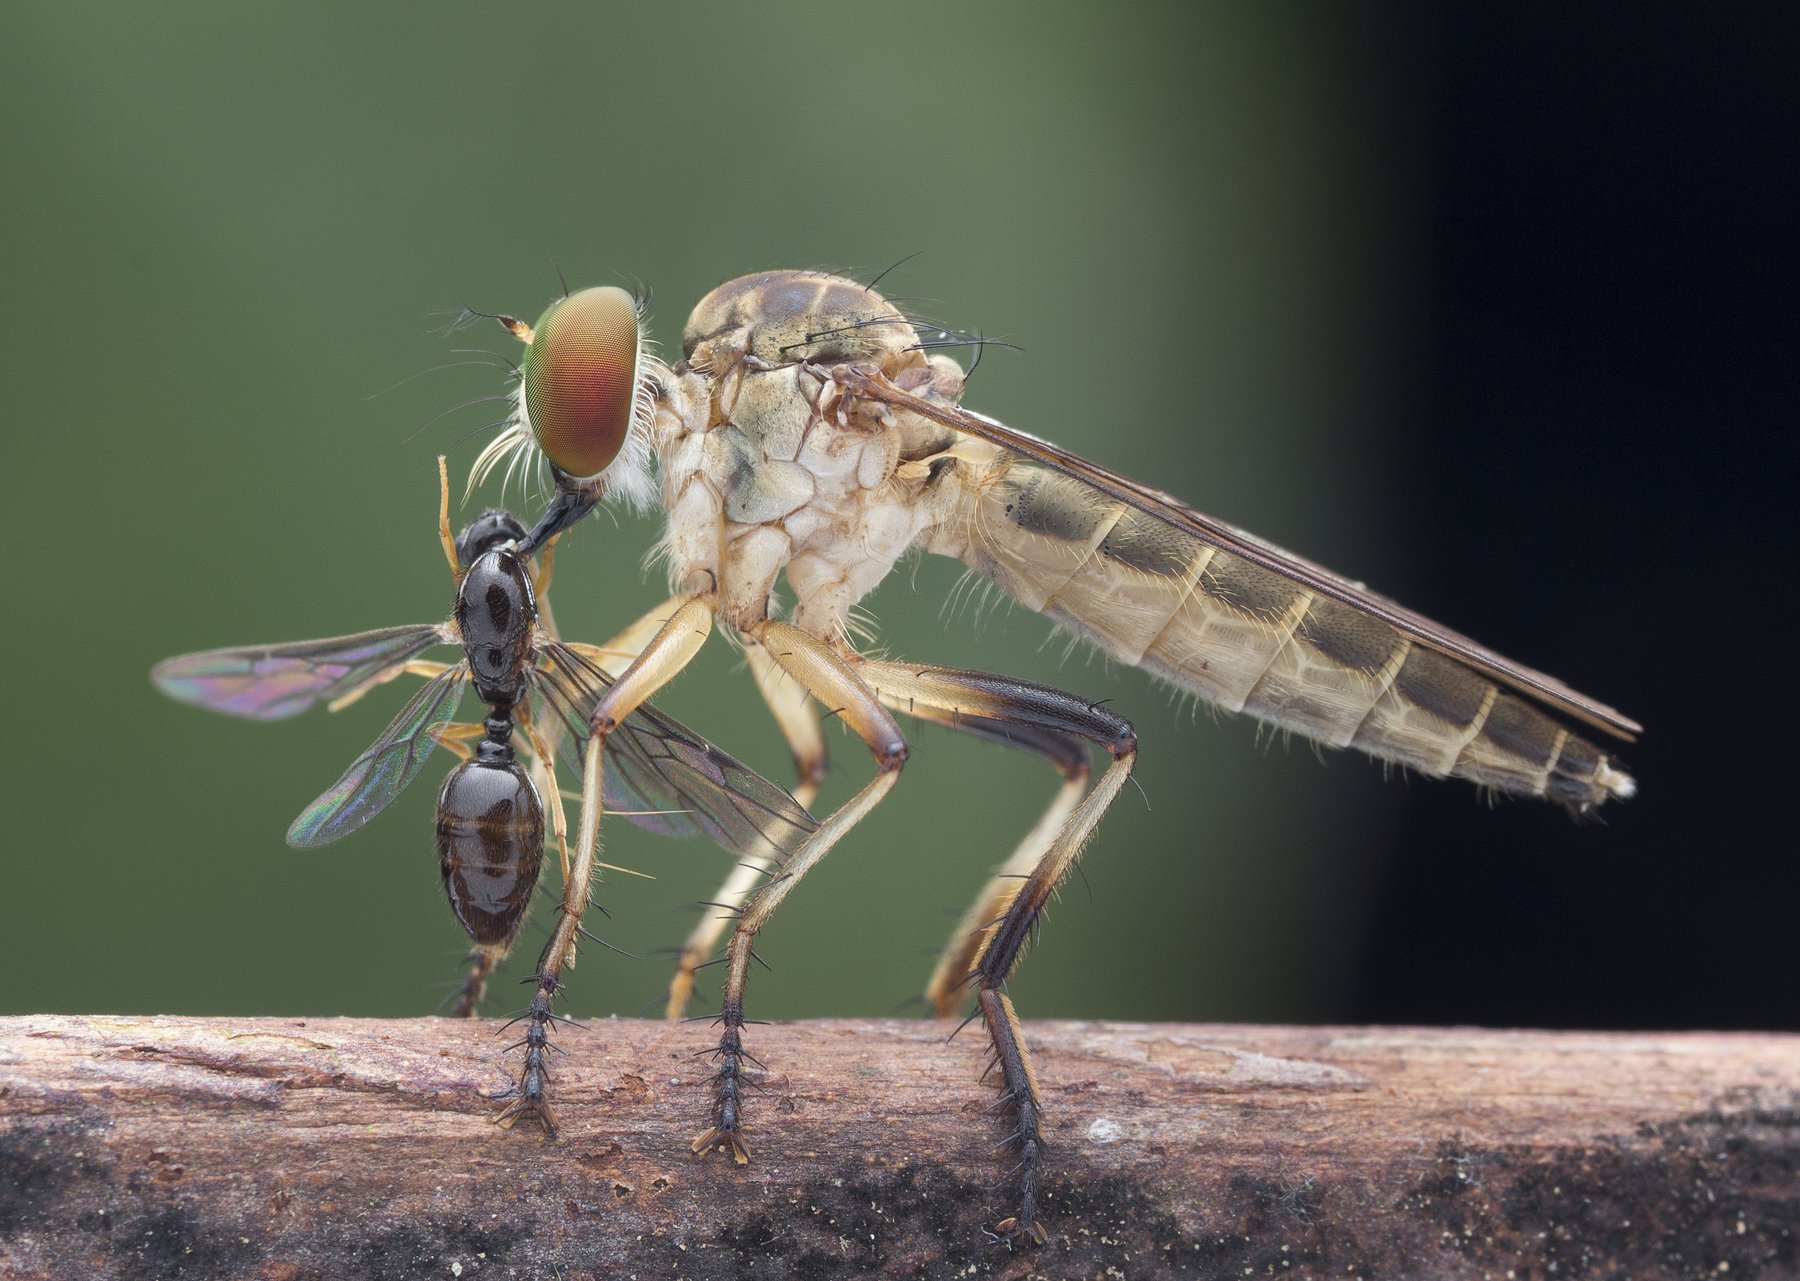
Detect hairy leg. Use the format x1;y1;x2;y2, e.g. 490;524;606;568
495;594;716;1133
664;641;828;1019
848;659;1137;1242
693;622;906;1163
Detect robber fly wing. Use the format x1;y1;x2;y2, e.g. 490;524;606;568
841;367;1639;741
153;624;452;722
285;663;469;848
534;640;817;863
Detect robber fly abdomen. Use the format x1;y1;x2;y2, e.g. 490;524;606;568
931;449;1634;809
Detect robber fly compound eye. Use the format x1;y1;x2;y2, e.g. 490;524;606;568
520;285;644;482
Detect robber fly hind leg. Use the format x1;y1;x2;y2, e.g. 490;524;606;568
852;658;1137;1244
664;640;829;1020
888;709;1091;1018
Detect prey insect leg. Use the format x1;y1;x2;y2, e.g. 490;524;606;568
851;660;1137;1244
495;594;717;1133
429;720;484;762
436;455;459;578
694;622;906;1164
664;641;828;1019
326;659;455;714
518;708;572;893
452;944;506;1018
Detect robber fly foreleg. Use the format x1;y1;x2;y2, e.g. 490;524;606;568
495;594;716;1135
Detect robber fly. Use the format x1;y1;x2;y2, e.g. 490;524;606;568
460;270;1639;1241
152;461;816;1130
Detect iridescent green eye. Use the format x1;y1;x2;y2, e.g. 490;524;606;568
522;285;641;480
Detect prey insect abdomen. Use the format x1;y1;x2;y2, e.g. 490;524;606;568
951;453;1628;810
436;749;545;948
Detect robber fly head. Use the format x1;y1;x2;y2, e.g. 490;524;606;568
470;285;659;534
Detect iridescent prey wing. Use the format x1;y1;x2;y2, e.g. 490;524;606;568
533;640;817;863
841;367;1640;741
152;625;451;721
286;663;469;848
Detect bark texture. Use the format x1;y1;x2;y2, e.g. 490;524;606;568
1;1015;1795;1279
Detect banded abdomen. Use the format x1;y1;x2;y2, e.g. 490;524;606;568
930;451;1634;812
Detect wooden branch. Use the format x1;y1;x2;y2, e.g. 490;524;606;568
0;1016;1794;1280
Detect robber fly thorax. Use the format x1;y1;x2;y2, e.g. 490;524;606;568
657;274;975;639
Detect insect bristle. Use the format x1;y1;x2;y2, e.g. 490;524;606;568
435;305;490;336
862;250;923;294
842;603;881;648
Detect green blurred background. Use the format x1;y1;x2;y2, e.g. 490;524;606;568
3;3;1476;1024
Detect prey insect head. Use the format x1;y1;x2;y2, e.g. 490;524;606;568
454;509;530;573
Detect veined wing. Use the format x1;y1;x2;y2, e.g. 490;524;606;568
286;663;468;848
153;625;451;721
842;367;1640;741
533;639;817;863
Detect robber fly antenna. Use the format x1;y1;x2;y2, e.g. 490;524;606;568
452;302;532;343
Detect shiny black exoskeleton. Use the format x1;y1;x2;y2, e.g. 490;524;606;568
436;513;544;951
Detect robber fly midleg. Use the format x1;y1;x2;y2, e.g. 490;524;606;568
663;643;828;1020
